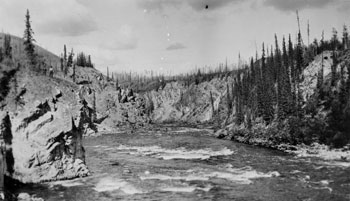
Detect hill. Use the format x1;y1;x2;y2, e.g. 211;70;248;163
0;34;149;183
0;33;60;68
144;49;350;152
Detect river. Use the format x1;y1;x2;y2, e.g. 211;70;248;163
12;125;350;201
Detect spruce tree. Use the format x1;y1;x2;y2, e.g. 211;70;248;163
92;89;97;122
332;28;339;50
331;29;338;87
226;83;232;116
60;57;64;72
4;34;12;59
107;67;109;81
288;34;296;112
63;45;67;62
282;36;293;115
87;55;92;67
295;29;304;116
234;76;244;124
275;35;285;119
0;47;3;62
317;31;325;100
342;25;348;50
23;9;36;65
72;64;76;83
67;48;74;67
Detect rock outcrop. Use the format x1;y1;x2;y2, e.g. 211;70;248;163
0;88;91;183
145;77;234;123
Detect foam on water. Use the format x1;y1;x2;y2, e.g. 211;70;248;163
115;145;234;160
172;128;212;134
287;143;350;164
161;186;197;193
49;179;84;188
94;177;142;194
140;174;209;181
160;184;212;193
140;165;279;185
317;161;350;168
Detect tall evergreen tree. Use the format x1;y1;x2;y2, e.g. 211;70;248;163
275;35;285;119
226;83;232;116
343;25;349;50
92;90;97;122
307;20;310;46
67;48;74;67
332;27;339;50
87;55;92;67
331;29;338;87
60;57;64;72
4;34;12;59
72;64;76;83
23;9;36;65
288;34;296;111
295;28;304;116
107;67;109;81
63;45;67;62
234;76;244;124
0;47;3;62
282;36;293;115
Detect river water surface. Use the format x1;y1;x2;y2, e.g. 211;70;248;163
16;125;350;200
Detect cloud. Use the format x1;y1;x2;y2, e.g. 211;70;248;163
0;0;99;37
104;25;138;50
37;16;97;37
113;40;138;50
166;42;186;50
138;0;180;12
263;0;337;11
138;0;244;12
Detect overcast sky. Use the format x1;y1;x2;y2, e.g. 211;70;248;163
0;0;349;75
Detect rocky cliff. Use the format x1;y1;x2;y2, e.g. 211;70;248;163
0;75;92;182
145;77;234;124
0;63;150;183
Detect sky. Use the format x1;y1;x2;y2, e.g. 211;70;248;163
0;0;350;75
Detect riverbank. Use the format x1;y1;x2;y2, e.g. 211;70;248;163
214;122;350;164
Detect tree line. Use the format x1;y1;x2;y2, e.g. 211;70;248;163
228;22;350;147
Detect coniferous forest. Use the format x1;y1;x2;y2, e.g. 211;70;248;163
224;25;350;148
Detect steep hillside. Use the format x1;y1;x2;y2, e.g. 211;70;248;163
0;35;149;183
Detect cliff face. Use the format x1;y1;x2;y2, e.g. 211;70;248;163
0;68;97;183
0;63;150;182
71;66;150;132
145;77;234;124
0;87;90;183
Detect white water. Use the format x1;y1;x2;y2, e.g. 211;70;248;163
93;177;142;194
140;164;279;185
20;130;350;201
112;145;234;160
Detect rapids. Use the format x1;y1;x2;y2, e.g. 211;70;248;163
11;125;350;201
